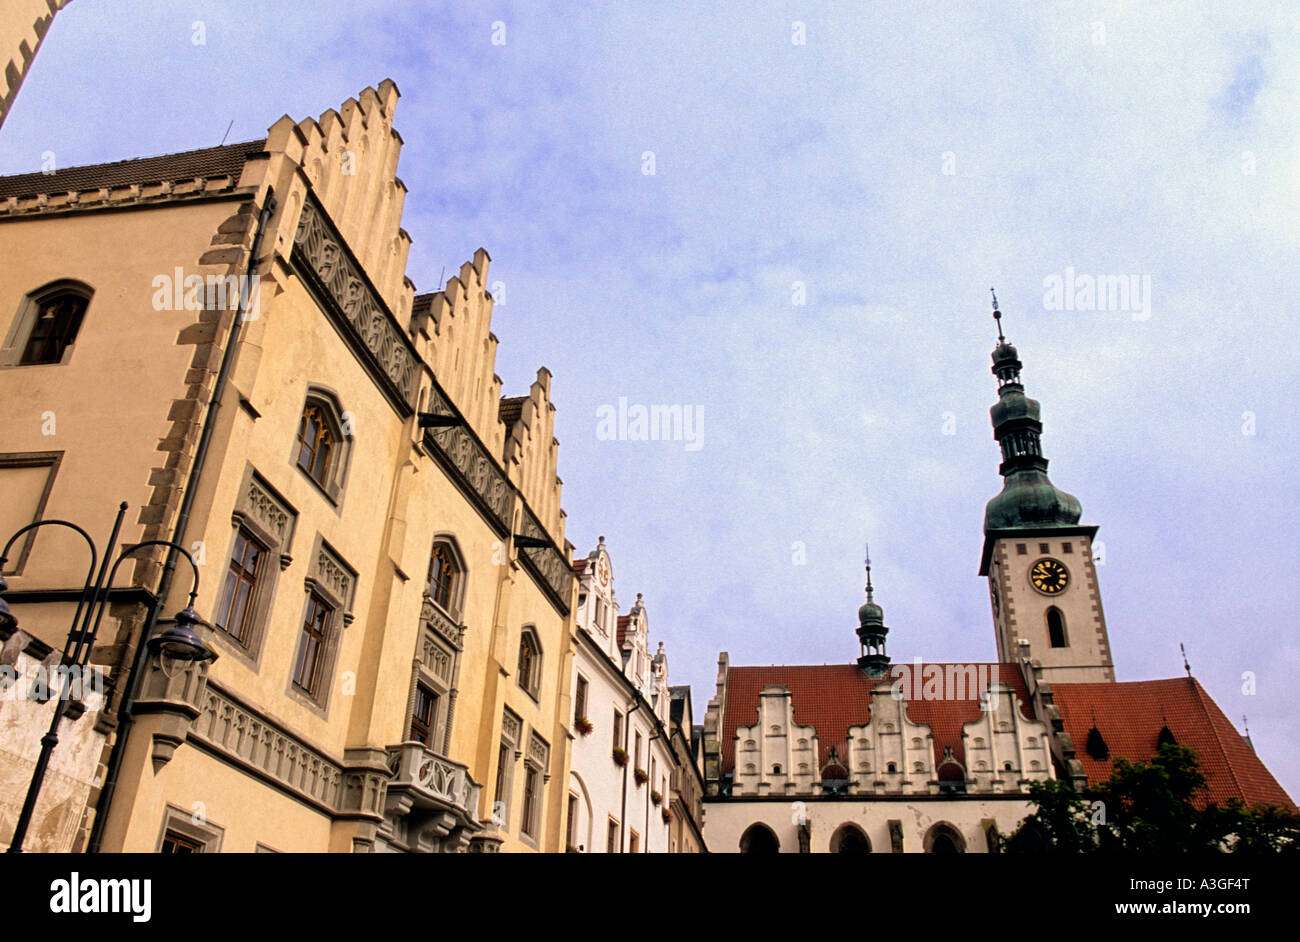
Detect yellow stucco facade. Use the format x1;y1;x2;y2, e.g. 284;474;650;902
0;80;576;853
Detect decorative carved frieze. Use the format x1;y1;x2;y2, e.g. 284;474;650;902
501;708;522;747
308;539;357;621
515;505;573;615
527;731;549;769
422;384;513;531
420;594;465;651
292;197;418;411
190;685;345;812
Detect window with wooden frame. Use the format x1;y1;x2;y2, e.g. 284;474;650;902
574;675;589;724
291;389;351;503
493;709;522;827
214;528;265;647
160;831;202;854
428;542;456;610
410;683;439;747
292;593;333;695
517;628;541;699
566;793;579;850
607;818;619;853
613;709;624;750
629;829;639;853
520;763;541;840
2;281;92;367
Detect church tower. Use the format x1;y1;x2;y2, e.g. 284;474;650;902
978;292;1115;683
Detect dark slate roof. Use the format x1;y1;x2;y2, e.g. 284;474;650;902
499;396;527;428
0;139;265;200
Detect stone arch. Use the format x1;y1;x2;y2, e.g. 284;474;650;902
923;822;966;854
739;822;780;854
830;823;871;854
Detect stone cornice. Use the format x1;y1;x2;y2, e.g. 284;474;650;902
0;180;251;220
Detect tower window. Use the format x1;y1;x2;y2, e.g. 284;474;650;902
1039;543;1050;554
1016;543;1027;555
1047;607;1068;648
1062;542;1073;554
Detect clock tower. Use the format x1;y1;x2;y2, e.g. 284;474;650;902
978;292;1115;683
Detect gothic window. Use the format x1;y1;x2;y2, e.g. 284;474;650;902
739;823;780;854
831;824;871;854
214;528;264;647
425;537;466;617
3;281;92;367
517;628;542;699
1047;607;1068;647
924;823;966;854
292;389;351;502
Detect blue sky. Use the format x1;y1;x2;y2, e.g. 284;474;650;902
4;1;1298;796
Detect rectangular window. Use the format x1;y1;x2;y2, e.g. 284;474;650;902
594;596;606;632
613;709;624;749
160;831;202;854
214;529;264;646
410;684;439;747
1062;542;1073;554
566;793;579;849
494;742;511;808
521;764;540;839
607;818;619;853
1016;543;1027;555
629;830;639;853
292;594;333;695
1039;542;1050;553
575;675;588;722
635;730;642;767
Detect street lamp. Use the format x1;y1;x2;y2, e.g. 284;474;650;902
0;501;213;853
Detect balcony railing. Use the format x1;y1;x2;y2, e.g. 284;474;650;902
386;742;482;823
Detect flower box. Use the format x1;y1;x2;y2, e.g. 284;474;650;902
574;715;593;736
612;747;629;767
634;767;648;786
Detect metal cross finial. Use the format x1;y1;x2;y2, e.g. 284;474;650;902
864;542;874;600
1180;642;1191;677
990;287;1005;342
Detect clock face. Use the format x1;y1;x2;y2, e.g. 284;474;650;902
1029;558;1070;595
597;559;610;586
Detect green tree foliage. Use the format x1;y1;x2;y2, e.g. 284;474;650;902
1001;743;1299;854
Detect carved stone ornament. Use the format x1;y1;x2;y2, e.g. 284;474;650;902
292;198;418;408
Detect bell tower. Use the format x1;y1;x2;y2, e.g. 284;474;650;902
978;291;1115;683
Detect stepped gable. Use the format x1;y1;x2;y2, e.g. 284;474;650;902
720;662;1033;773
267;79;412;321
501;368;565;542
1052;677;1296;810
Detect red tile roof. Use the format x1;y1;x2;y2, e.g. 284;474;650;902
720;663;1033;774
0;140;264;200
617;614;633;647
1052;677;1295;811
572;558;589;575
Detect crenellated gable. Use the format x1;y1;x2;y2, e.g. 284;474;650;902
502;367;565;542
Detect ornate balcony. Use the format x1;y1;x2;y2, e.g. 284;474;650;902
381;742;484;853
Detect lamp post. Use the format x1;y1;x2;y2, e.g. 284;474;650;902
0;501;214;853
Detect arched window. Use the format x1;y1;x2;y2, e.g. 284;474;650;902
292;389;351;502
296;404;334;484
830;824;871;854
426;538;465;616
739;823;780;854
517;628;542;699
1047;607;1068;647
3;280;92;366
923;822;966;854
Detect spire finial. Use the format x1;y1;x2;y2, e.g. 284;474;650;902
1180;642;1191;677
864;542;874;602
990;287;1005;342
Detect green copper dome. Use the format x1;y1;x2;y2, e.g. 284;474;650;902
984;470;1082;530
858;599;884;627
